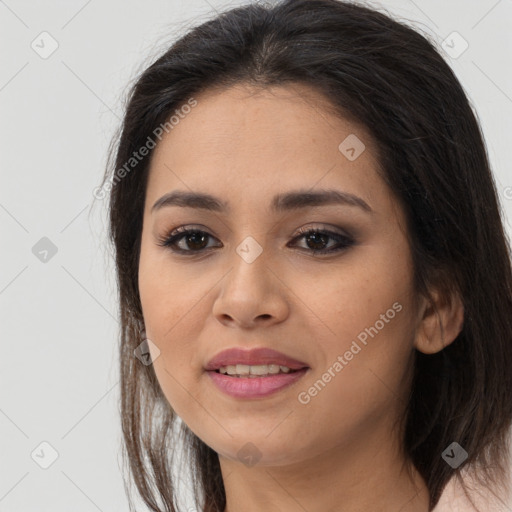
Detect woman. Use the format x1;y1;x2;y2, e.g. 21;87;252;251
99;0;512;510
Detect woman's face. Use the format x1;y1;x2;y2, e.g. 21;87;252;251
138;83;422;466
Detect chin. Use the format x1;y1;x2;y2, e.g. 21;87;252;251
199;432;311;468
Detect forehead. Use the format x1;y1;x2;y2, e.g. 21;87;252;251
145;83;387;215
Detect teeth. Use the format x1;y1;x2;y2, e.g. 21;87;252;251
236;364;249;375
218;364;296;377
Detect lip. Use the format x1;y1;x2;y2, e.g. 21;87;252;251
207;368;309;399
204;347;310;399
204;347;309;371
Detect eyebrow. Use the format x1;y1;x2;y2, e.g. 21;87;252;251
151;188;373;215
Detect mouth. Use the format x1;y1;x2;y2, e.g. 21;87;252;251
212;363;306;377
205;346;309;371
206;366;309;399
204;347;310;398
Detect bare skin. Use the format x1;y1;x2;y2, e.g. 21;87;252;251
138;83;464;512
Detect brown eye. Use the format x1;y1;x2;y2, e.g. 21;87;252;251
289;228;354;255
157;227;220;253
157;225;354;256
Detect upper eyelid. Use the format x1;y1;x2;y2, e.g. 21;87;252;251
158;225;355;253
164;224;353;240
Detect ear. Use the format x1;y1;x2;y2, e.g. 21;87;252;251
414;286;465;355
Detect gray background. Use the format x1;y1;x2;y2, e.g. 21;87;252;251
1;0;511;510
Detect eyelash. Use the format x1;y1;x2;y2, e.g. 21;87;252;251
156;225;355;256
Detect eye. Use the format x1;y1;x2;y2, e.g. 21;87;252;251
156;226;220;253
156;225;354;255
288;226;354;255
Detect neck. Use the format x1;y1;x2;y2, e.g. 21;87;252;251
219;420;430;512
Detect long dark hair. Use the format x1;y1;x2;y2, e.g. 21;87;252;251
97;1;512;510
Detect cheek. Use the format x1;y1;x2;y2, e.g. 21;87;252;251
297;248;416;405
138;242;216;408
292;301;415;456
138;246;192;385
139;276;206;420
296;254;412;350
139;240;195;337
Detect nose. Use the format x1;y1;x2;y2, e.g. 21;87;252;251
211;241;290;329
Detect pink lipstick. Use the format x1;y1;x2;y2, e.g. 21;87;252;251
205;347;310;399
